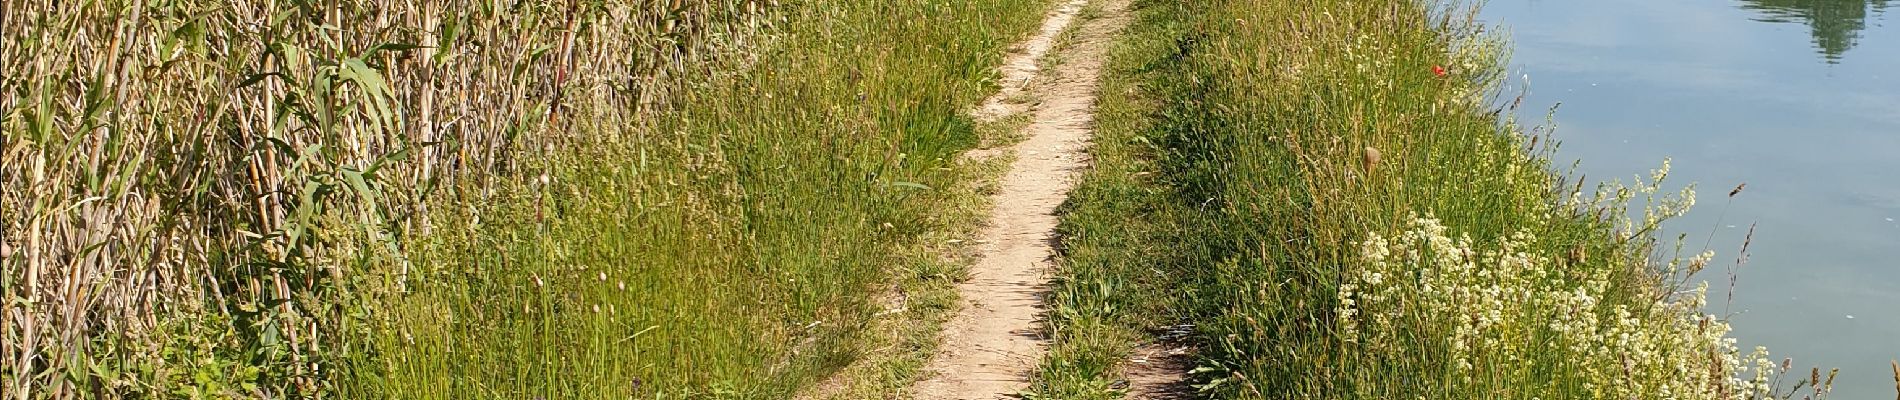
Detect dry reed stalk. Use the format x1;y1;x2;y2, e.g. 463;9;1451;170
2;0;774;396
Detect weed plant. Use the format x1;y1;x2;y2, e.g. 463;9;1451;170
1036;1;1847;399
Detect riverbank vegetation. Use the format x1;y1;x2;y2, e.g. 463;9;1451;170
1;0;1045;397
1037;0;1838;399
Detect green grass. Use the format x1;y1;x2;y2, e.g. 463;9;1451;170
359;1;1057;398
1030;2;1192;397
4;1;778;395
794;110;1033;400
1037;0;1827;399
2;0;1049;398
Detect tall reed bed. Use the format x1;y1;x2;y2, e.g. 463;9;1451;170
2;0;1045;397
1038;0;1837;398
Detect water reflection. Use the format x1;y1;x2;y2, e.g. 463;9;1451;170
1737;0;1891;62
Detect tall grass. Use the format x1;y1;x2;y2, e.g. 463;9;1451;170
367;1;1051;397
2;0;1045;397
1038;0;1840;399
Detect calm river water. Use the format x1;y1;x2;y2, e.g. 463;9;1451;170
1485;0;1900;397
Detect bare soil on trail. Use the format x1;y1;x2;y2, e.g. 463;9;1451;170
910;0;1132;398
1123;343;1194;399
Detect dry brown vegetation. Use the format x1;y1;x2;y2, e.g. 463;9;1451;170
5;0;1062;396
0;0;864;397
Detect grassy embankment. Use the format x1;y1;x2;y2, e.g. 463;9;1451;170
2;0;1044;397
1037;1;1835;399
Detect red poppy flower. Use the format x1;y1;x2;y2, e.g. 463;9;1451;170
1432;65;1447;77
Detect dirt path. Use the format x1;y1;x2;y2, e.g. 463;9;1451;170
1123;342;1194;399
972;0;1084;121
910;0;1130;398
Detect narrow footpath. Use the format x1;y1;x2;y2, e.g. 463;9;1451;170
911;0;1131;398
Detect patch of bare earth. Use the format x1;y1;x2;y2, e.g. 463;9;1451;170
1122;326;1195;400
910;0;1132;398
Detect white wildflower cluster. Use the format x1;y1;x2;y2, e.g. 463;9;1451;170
1341;33;1398;89
1335;215;1790;399
1444;26;1507;108
1561;159;1697;238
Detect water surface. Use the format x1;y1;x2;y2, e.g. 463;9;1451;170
1485;1;1900;397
